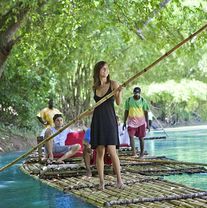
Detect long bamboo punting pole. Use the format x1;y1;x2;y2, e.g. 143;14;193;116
1;23;207;172
143;98;170;138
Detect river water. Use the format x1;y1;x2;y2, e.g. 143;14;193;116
0;152;95;208
0;125;207;208
145;125;207;190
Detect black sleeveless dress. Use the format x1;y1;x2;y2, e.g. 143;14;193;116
90;83;120;149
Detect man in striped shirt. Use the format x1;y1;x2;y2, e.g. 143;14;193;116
123;87;149;158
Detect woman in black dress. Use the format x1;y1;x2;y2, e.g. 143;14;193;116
90;61;124;190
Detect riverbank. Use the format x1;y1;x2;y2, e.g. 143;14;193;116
0;125;36;152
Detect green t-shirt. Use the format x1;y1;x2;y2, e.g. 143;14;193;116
125;96;149;127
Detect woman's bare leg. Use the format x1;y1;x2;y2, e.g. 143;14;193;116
107;145;123;188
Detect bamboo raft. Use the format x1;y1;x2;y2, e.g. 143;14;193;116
20;152;207;207
144;136;166;140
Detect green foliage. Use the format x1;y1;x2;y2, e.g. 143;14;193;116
145;79;207;122
1;0;207;129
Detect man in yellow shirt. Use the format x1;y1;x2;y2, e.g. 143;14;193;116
37;98;62;131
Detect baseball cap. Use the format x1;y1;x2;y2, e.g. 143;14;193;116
133;87;141;94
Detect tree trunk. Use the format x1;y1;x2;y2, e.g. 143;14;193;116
59;62;92;126
0;1;47;79
0;3;29;78
0;49;8;78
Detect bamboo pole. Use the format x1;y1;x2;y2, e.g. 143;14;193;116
104;191;207;207
150;109;170;138
142;96;170;138
120;157;207;167
1;23;207;172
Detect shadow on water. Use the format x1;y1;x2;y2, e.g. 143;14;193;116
0;151;96;208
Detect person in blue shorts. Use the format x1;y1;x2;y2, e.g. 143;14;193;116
83;128;93;178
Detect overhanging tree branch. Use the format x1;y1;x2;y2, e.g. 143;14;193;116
136;0;171;40
0;1;48;79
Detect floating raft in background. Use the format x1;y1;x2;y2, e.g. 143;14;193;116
144;130;167;140
20;154;207;207
119;155;207;176
144;135;166;140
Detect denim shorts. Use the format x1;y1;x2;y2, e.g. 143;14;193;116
52;144;72;154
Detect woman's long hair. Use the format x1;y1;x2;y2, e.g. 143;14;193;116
93;61;110;90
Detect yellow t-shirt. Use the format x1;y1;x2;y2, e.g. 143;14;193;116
37;107;62;128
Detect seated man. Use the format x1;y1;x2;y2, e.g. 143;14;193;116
44;114;81;164
36;98;62;160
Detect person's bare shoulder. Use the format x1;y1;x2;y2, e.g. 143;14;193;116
44;128;52;138
111;80;119;90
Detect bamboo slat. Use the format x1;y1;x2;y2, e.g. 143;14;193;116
19;154;207;208
104;191;207;207
119;157;207;167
